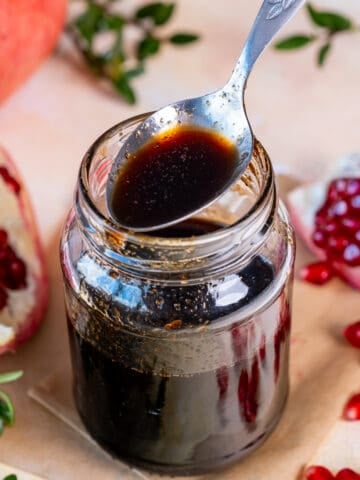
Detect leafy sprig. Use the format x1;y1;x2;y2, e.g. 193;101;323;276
0;370;23;436
3;475;17;480
67;1;199;104
275;3;357;66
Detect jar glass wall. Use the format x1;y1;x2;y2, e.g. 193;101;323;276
60;114;295;476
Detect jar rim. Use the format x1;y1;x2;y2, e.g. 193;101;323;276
78;112;275;252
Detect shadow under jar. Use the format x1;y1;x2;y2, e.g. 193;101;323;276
60;113;295;476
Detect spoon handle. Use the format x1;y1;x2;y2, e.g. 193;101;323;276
228;0;305;90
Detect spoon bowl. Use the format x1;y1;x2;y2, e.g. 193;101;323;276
107;0;305;232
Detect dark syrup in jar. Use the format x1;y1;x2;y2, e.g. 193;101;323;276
67;221;290;474
109;126;238;229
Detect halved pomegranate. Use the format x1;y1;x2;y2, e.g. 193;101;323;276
0;147;48;354
287;154;360;288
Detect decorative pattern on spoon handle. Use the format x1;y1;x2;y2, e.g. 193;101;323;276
267;0;297;20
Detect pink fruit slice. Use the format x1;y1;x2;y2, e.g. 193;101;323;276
287;156;360;289
0;147;48;354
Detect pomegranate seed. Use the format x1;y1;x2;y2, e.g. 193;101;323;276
336;469;360;480
4;258;27;290
323;220;338;234
343;244;360;266
0;287;8;310
328;235;349;253
350;195;360;213
333;179;348;197
341;218;360;232
343;321;360;349
345;179;360;197
343;393;360;421
313;230;327;248
300;262;333;285
329;200;348;218
305;465;334;480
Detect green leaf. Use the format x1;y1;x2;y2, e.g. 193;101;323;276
136;3;175;25
101;14;124;31
275;35;316;50
137;36;160;60
307;4;352;32
0;391;15;425
125;65;145;79
0;417;3;436
0;371;23;384
3;475;18;480
74;3;104;45
318;43;331;66
113;77;136;104
169;33;199;45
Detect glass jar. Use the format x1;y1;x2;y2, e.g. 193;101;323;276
60;113;295;476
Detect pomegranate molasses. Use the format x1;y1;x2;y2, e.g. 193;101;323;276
60;115;295;475
109;126;237;229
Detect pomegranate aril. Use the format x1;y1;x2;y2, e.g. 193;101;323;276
305;465;334;480
336;469;360;480
328;235;349;253
350;195;360;214
343;321;360;349
312;230;327;247
341;218;360;232
345;178;360;196
4;258;27;290
0;287;8;310
329;200;349;218
300;262;333;285
323;220;338;234
343;393;360;421
343;244;360;266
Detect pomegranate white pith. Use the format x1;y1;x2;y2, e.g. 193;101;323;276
0;148;48;354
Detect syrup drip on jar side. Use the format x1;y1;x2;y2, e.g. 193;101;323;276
109;126;238;230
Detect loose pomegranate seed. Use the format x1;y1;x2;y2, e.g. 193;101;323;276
336;469;360;480
300;262;333;285
305;465;334;480
343;321;360;349
343;393;360;421
0;287;8;310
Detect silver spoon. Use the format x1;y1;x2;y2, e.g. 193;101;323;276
107;0;305;232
